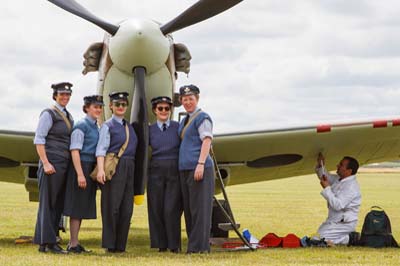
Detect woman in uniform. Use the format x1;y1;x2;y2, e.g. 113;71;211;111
147;96;181;253
95;92;138;253
63;95;104;253
178;84;215;253
33;82;74;254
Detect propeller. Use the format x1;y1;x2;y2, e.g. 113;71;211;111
160;0;243;35
48;0;119;35
130;67;149;205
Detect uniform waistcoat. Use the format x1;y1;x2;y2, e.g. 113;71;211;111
149;121;180;160
73;117;99;162
44;108;73;159
178;111;213;170
105;118;137;158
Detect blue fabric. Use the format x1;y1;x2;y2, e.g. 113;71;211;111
156;119;170;130
95;124;110;157
38;107;74;159
182;108;213;141
70;129;84;150
106;118;138;158
34;111;53;145
178;111;213;170
72;117;99;162
95;115;122;157
149;120;180;160
33;103;68;145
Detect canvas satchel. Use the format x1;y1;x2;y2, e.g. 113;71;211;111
90;124;129;181
180;110;203;139
51;106;72;132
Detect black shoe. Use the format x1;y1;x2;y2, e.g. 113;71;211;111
67;244;82;254
67;244;91;253
47;244;68;254
114;249;125;253
77;244;91;253
186;250;209;254
309;238;329;247
106;248;116;253
38;244;47;253
170;249;179;253
348;232;360;246
159;248;167;252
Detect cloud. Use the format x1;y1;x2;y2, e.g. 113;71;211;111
1;0;400;135
315;0;373;17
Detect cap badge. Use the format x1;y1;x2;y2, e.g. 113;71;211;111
184;87;190;92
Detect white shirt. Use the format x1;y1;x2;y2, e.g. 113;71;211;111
187;107;213;140
156;119;170;131
70;115;97;150
315;166;361;223
95;115;124;157
33;103;70;145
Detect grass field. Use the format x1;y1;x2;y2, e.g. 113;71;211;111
0;173;399;266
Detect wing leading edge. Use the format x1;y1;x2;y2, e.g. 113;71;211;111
212;119;400;186
1;119;400;193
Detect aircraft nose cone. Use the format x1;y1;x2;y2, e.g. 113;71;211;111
109;19;170;75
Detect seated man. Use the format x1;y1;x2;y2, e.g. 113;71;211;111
315;153;361;245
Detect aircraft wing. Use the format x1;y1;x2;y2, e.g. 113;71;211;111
212;119;400;186
1;119;400;199
0;130;37;200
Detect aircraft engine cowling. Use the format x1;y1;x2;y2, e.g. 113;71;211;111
109;19;170;75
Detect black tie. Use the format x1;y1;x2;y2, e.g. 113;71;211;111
184;114;190;126
162;123;167;132
63;108;70;120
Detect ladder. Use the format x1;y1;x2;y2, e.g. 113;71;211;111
210;146;256;250
177;111;255;250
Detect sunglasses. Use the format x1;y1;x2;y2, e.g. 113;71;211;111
113;102;128;107
157;106;171;112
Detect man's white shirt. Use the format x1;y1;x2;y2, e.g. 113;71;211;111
315;165;362;244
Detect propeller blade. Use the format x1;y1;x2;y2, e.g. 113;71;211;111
48;0;119;35
160;0;243;35
130;67;149;201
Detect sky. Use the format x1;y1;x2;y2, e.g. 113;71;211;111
1;0;400;134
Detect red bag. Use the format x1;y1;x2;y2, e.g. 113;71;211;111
259;233;282;248
282;233;301;248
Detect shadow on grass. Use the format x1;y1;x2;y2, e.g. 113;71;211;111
0;237;24;246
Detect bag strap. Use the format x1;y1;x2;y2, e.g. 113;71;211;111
180;110;202;139
117;124;130;158
51;105;72;132
371;206;384;211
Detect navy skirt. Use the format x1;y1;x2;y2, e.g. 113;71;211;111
64;161;97;219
